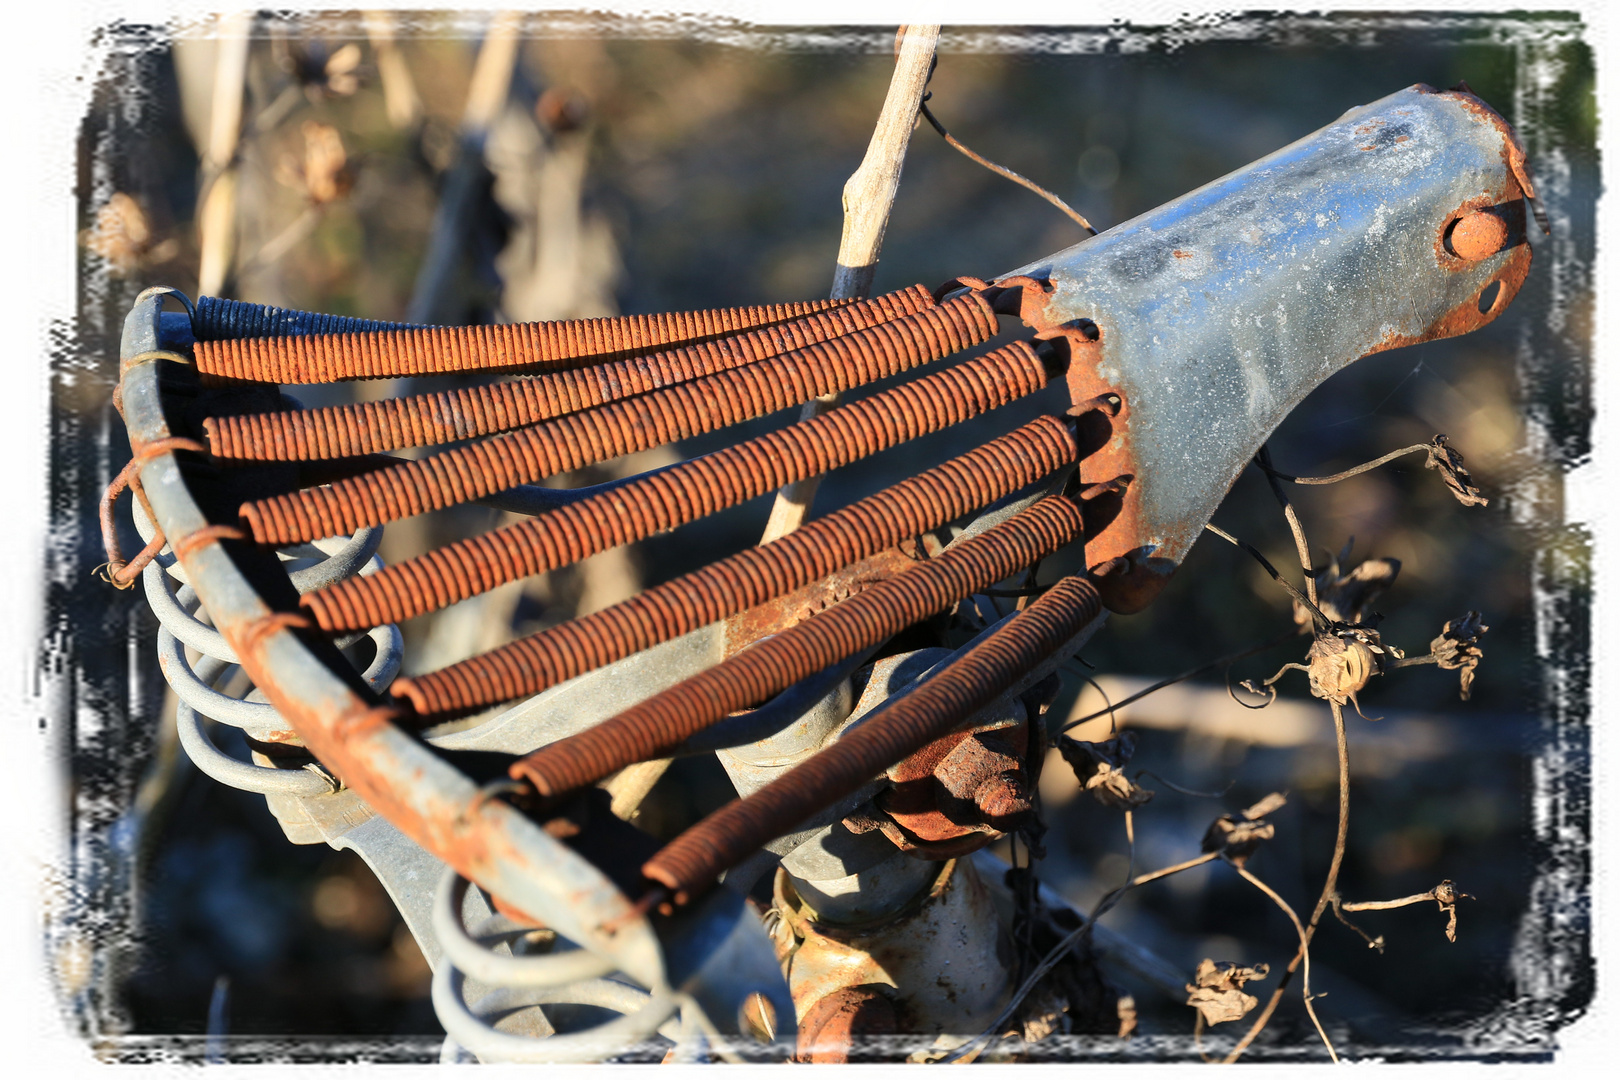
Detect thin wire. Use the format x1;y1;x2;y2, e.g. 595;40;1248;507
1060;630;1298;733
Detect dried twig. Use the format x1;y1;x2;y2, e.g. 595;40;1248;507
1224;701;1352;1063
1255;444;1318;609
760;24;940;542
1204;524;1332;630
1340;880;1474;943
1233;866;1338;1063
918;99;1096;235
1256;436;1488;507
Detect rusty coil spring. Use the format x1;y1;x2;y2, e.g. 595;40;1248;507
390;415;1079;719
192;295;853;383
301;339;1054;632
506;494;1089;800
240;293;1000;547
642;573;1104;902
203;286;936;461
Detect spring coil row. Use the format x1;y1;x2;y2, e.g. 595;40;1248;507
508;493;1090;800
202;285;935;461
641;572;1105;901
390;415;1079;720
238;292;1000;547
193;295;851;383
301;339;1052;633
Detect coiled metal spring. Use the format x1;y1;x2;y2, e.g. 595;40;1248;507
202;285;935;461
297;337;1049;631
194;295;851;383
390;415;1079;721
132;495;403;797
237;292;1001;546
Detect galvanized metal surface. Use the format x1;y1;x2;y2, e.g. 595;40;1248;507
997;84;1531;610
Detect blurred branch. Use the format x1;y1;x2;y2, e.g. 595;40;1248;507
759;24;940;543
363;10;422;129
406;11;523;325
195;12;254;297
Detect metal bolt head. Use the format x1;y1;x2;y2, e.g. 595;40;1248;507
1448;211;1509;261
974;773;1032;824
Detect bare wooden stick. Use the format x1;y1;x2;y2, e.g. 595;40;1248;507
759;24;940;543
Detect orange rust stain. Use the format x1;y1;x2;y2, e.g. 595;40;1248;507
1363;243;1531;359
1172;249;1193;259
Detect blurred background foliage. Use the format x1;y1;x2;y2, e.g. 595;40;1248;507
60;10;1592;1057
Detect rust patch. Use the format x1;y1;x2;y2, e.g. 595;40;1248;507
1172;249;1193;259
998;277;1170;614
797;985;897;1063
723;547;917;656
1366;241;1532;359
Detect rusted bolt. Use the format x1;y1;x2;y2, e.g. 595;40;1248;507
797;985;897;1063
974;773;1032;825
1446;211;1508;261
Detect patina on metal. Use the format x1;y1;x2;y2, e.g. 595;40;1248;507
987;83;1531;612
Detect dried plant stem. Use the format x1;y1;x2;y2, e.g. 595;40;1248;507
1061;629;1298;733
1129;851;1216;888
918;102;1096;234
1224;700;1351;1064
1342;892;1442;912
1234;866;1338;1063
1255;445;1317;608
1258;443;1436;486
1204;524;1331;628
760;24;940;543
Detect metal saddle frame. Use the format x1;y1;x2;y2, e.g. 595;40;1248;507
105;82;1532;1063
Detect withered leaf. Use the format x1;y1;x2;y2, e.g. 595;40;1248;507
1425;434;1489;507
1295;545;1402;630
1116;995;1138;1041
1202;792;1285;867
1430;611;1488;701
1085;762;1156;809
1433;879;1474;943
1058;733;1155;809
1185;958;1270;1025
1241;791;1288;820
